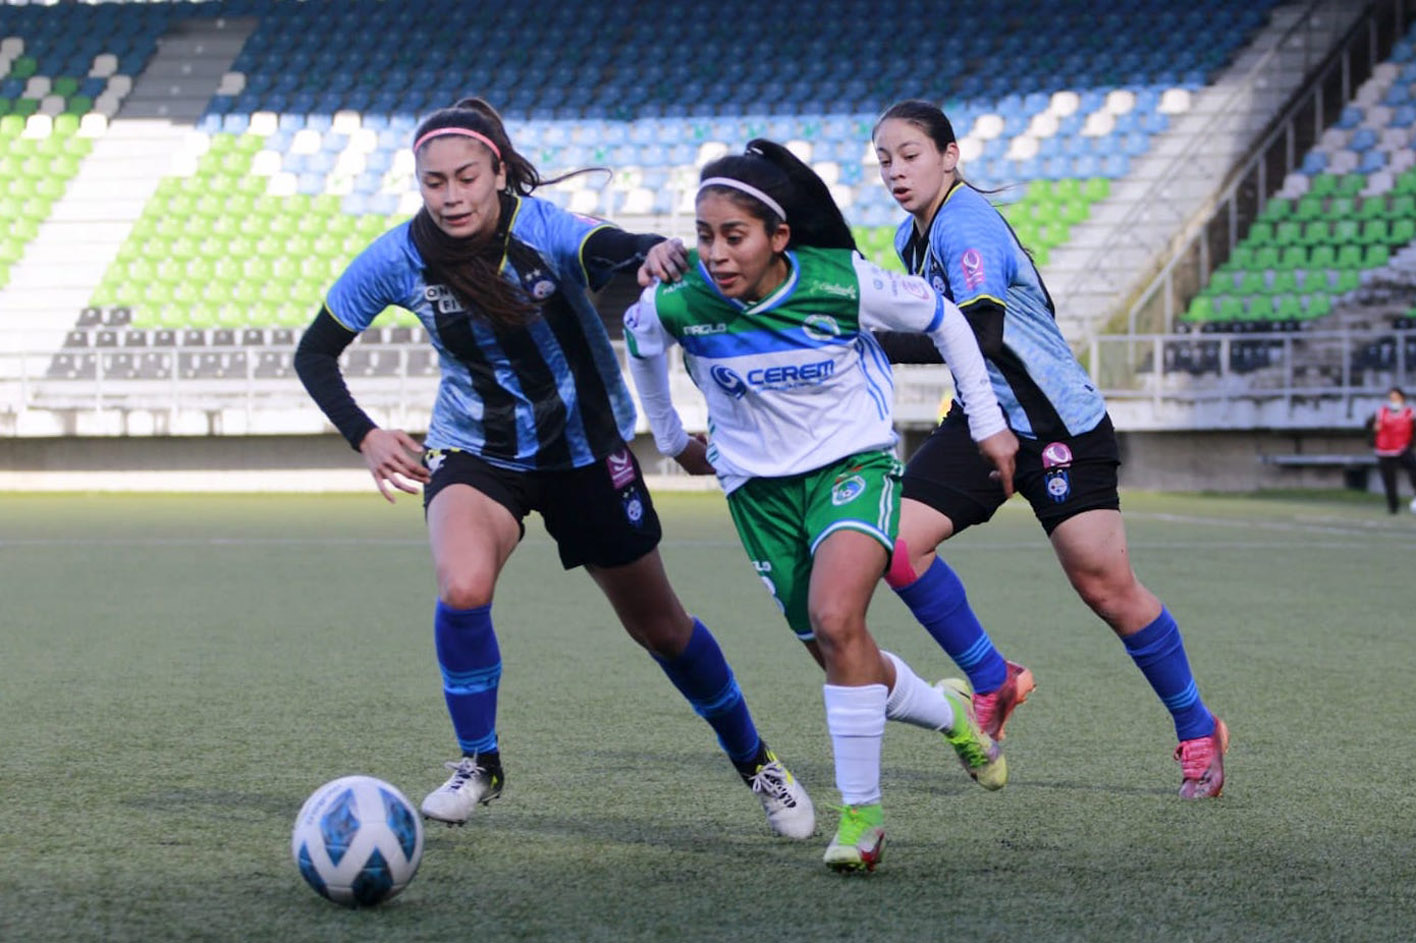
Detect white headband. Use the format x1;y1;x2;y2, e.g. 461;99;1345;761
697;177;788;220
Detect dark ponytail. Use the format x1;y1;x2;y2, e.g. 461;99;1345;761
697;139;856;252
408;97;605;330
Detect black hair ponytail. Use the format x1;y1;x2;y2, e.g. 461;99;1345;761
696;139;856;252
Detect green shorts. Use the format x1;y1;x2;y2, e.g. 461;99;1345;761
726;450;902;640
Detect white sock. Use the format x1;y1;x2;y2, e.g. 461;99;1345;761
882;650;957;732
822;683;888;807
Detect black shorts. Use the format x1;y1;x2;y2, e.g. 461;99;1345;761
421;446;662;570
902;410;1121;536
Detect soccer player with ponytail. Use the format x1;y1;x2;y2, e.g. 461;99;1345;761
295;98;815;839
872;99;1228;799
625;140;1017;872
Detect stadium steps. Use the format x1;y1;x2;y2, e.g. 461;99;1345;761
0;16;257;341
1044;2;1364;341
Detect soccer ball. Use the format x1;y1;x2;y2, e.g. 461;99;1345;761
290;775;424;907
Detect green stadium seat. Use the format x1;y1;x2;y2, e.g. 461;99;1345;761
1221;245;1255;270
11;99;38;118
1391;217;1416;244
1247;221;1275;246
1274;294;1302;320
1217;295;1244;321
1334;244;1364;269
1309;173;1340;198
1356;196;1386;220
1277;245;1308;270
1363;243;1390;268
1258;197;1291;221
1252;245;1280;270
1337;173;1365;197
1237;270;1266;295
1247;295;1275;321
1359;219;1390;246
1269;270;1298;295
1293;195;1323;220
1308;244;1337;269
1326;197;1355;219
1331;219;1359;245
1305;293;1332;318
1334;269;1360;292
1393;169;1416;196
1298;220;1329;246
1382;194;1415;221
10;56;37;79
1184;295;1216;321
1082;177;1110;201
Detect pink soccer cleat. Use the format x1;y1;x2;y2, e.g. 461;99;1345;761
972;661;1035;741
1175;716;1229;799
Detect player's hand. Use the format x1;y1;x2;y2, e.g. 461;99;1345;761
358;427;430;503
977;428;1018;498
638;238;688;286
673;434;716;476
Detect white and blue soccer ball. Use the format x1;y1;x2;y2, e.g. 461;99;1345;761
291;775;424;907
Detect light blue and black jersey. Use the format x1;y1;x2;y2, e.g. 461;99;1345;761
323;194;638;470
890;181;1106;440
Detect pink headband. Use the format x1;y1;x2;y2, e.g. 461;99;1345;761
413;126;502;159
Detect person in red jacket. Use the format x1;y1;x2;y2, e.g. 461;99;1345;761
1370;386;1416;514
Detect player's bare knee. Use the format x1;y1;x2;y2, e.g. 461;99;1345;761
438;573;494;610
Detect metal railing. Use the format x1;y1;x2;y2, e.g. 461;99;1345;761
2;328;1413;435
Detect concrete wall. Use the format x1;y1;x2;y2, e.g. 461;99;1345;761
0;427;1380;492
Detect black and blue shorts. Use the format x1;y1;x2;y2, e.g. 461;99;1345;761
422;445;662;570
902;409;1121;536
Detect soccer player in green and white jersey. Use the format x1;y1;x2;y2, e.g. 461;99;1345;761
624;140;1017;873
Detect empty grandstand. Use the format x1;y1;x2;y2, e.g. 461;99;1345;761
0;0;1411;492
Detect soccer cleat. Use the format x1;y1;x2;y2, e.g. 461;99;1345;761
972;660;1036;741
823;804;885;873
747;751;816;839
1175;716;1229;799
935;678;1008;790
420;755;504;825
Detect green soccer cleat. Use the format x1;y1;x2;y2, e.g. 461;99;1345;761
823;803;885;873
936;678;1008;791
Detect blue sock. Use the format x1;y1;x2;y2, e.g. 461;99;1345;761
1121;606;1214;741
893;557;1008;694
434;600;501;756
652;618;762;765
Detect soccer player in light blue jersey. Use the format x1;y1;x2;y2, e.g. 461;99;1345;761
870;100;1228;799
294;98;815;838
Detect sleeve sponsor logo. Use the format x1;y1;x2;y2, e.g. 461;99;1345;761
901;277;930;300
1041;441;1074;469
623;304;641;331
711;359;837;397
961;248;985;290
606;448;638;488
683;322;728;336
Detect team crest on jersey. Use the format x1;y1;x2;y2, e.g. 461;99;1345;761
710;365;748;398
802;314;841;342
425;450;446;474
832;474;867;506
521;267;557;300
931;275;948;296
1045;469;1071;503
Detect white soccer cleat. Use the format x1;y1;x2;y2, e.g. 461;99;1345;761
748;751;816;839
420;756;503;825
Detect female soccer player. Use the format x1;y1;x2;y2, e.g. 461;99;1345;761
870;100;1228;798
625;140;1016;872
294;98;815;839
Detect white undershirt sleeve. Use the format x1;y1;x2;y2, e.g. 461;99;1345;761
854;255;1007;442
